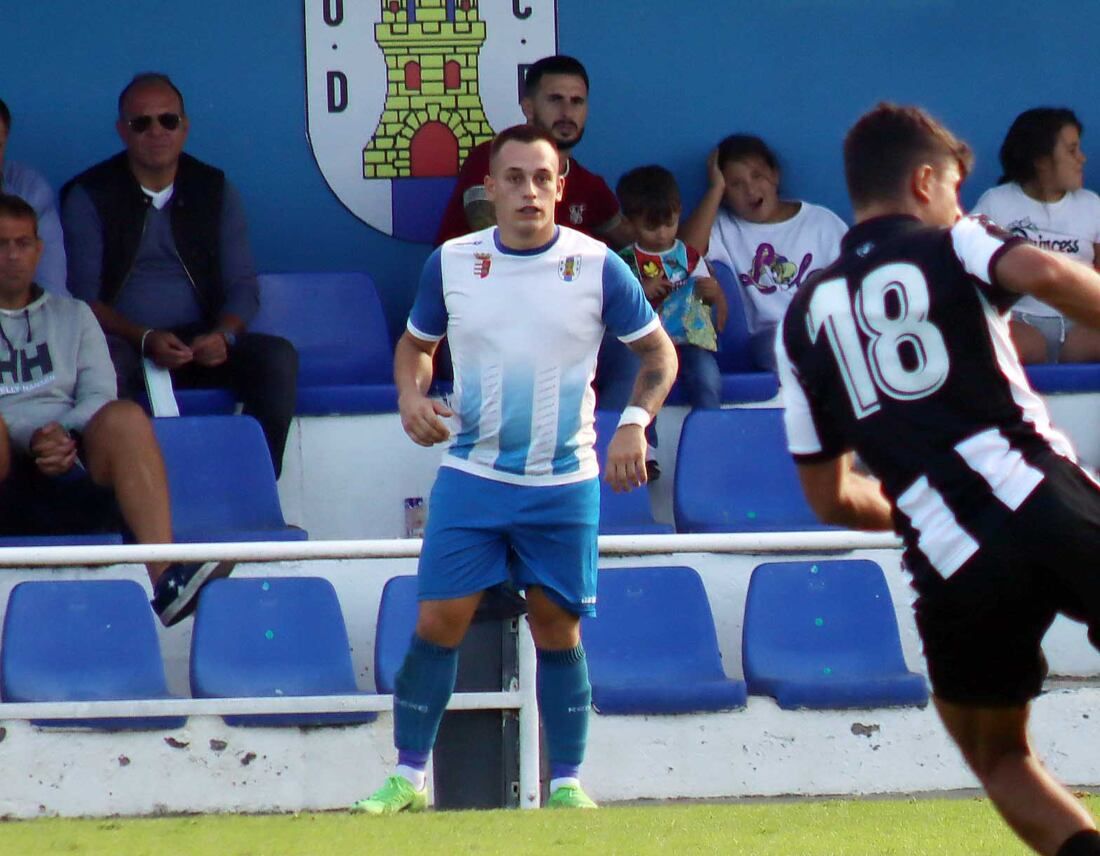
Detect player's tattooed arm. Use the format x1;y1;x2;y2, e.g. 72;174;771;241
626;326;679;419
604;327;678;493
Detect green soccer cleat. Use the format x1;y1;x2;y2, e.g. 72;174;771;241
350;775;428;815
546;783;598;809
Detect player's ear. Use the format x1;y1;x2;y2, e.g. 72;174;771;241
555;174;565;202
520;96;535;123
484;173;497;203
911;163;935;204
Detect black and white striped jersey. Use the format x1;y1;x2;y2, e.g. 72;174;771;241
777;214;1079;580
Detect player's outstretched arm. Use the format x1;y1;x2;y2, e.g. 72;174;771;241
394;332;452;447
605;327;678;493
997;242;1100;330
796;453;894;531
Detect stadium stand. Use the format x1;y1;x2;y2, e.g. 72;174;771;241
0;579;186;730
593;410;673;534
583;565;747;714
673;407;832;533
152;415;307;542
1024;362;1100;394
189;576;376;726
251;271;398;414
742;560;928;709
0;533;123;546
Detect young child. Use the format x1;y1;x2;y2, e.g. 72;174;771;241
615;165;727;410
680;134;847;371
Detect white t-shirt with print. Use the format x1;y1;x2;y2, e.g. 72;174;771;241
705;201;847;334
971;182;1100;317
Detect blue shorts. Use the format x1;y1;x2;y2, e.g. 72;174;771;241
417;467;600;616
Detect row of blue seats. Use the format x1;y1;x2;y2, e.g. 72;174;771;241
0;560;927;731
169;265;1100;418
597;407;824;535
0;415;301;549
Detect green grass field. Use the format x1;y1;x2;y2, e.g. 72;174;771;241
2;795;1097;856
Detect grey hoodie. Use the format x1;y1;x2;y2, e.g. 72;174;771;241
0;287;116;453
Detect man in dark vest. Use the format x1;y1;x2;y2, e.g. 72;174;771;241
61;73;297;476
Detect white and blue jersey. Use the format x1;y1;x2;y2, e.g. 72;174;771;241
408;225;659;486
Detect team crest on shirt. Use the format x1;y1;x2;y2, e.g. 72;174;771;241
474;252;492;279
568;203;586;225
558;255;582;281
304;1;559;244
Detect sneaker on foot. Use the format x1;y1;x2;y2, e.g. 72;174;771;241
350;775;428;815
546;783;598;809
151;560;236;627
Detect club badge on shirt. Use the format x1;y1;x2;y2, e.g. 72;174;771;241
569;203;586;225
474;253;492;279
558;255;582;282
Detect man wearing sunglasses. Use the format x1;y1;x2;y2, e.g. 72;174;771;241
60;73;297;476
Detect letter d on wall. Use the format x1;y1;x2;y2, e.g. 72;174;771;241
327;71;347;112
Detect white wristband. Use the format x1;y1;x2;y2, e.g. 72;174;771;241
617;406;651;429
140;328;155;356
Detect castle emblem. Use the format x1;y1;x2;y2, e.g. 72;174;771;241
305;1;559;243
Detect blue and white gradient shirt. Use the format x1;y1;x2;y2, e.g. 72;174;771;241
409;226;659;485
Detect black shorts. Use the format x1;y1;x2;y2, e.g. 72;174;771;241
0;451;123;538
911;456;1100;706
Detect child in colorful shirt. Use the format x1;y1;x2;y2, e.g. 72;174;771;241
615;165;727;409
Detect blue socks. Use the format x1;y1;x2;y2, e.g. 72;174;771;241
537;644;591;783
393;634;459;762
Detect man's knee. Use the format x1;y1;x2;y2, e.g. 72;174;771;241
236;333;298;384
415;596;480;647
83;401;158;480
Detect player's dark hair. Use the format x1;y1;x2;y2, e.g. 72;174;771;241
0;97;10;133
0;193;40;236
118;72;186;119
715;134;779;173
844;103;973;209
524;55;589;98
616;165;682;225
489;124;559;167
997;107;1082;185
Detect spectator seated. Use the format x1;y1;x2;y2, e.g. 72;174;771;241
709;260;779;403
251;272;398;414
153;415;306;542
190;576;376;726
582;566;746;714
1;579;185;730
743;560;928;709
674;407;832;533
594;410;672;534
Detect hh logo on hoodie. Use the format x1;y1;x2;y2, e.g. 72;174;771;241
0;343;54;395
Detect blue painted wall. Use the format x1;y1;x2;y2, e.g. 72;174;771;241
4;1;1098;337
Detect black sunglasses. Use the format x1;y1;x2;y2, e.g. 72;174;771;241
126;112;182;133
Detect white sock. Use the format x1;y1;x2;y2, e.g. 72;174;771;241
395;765;426;791
550;776;579;792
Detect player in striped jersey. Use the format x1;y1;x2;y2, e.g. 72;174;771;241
778;103;1100;856
352;125;676;815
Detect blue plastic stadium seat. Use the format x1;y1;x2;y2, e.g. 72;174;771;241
0;533;123;547
190;577;376;726
374;575;418;694
1025;362;1100;394
1;579;185;730
153;415;307;542
251;272;398;415
593;410;672;535
710;260;780;403
582;566;746;714
674;407;832;533
743;560;928;709
135;387;238;418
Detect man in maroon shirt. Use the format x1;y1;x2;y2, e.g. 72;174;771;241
435;55;631;247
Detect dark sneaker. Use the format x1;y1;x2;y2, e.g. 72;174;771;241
151;561;236;626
